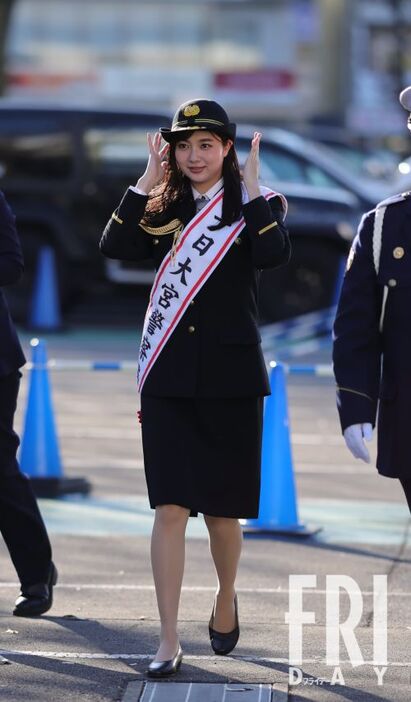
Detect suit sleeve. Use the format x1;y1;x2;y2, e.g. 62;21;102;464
332;211;383;431
242;195;291;269
0;191;24;286
99;188;152;261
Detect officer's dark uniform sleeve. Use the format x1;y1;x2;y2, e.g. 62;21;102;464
99;189;151;261
332;211;383;432
0;191;24;286
242;195;291;269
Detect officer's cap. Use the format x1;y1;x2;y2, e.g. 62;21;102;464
160;99;236;143
399;87;411;131
399;86;411;112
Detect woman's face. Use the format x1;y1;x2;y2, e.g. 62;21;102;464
174;131;232;193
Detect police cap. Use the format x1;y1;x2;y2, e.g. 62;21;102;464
160;99;236;143
399;86;411;112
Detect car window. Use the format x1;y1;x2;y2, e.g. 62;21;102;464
84;126;150;179
236;146;274;182
237;139;341;188
304;163;341;187
260;144;341;187
0;113;73;180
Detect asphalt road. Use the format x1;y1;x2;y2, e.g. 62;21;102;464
0;329;409;702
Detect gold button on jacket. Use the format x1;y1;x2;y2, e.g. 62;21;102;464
99;186;291;399
388;278;397;287
393;246;404;259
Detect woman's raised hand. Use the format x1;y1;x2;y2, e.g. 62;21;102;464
242;131;261;201
136;132;170;194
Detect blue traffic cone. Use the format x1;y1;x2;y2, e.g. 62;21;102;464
19;338;90;498
241;362;319;536
29;246;62;331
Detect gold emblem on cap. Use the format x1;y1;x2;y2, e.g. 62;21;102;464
183;104;200;117
393;246;405;259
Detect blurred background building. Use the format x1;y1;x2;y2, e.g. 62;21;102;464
3;0;411;138
3;0;411;328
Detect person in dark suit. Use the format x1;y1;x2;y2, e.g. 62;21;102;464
100;99;290;676
0;190;57;616
333;87;411;513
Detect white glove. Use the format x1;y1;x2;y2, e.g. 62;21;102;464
343;423;373;463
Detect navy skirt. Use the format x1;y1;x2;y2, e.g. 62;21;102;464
141;395;264;518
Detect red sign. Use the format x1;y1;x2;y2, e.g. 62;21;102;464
214;69;295;91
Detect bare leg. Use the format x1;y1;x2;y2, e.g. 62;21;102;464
204;515;242;632
151;504;190;661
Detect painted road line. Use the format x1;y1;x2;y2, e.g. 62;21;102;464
63;458;371;474
0;651;409;667
1;584;411;596
47;428;345;444
294;464;375;473
291;434;344;445
65;459;373;474
64;458;145;470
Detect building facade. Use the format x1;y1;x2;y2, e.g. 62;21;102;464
4;0;411;134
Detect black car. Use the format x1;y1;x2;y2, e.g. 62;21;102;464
0;101;362;323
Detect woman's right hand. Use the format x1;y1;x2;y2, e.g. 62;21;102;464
136;132;169;194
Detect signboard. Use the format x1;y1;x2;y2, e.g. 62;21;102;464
214;69;295;91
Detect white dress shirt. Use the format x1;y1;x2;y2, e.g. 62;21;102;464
191;177;224;202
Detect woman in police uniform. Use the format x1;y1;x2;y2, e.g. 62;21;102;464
100;99;290;676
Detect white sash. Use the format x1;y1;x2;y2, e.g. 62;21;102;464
137;185;286;392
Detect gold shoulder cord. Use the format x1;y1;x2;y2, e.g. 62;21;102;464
139;218;183;236
139;218;184;265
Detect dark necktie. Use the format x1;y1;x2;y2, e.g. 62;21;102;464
195;195;209;212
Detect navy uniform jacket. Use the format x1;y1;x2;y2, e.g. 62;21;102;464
100;188;290;397
0;191;26;377
333;192;411;479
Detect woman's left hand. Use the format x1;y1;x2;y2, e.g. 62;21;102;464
243;132;261;200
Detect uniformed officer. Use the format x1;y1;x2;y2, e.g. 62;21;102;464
0;190;57;615
333;86;411;512
100;98;290;676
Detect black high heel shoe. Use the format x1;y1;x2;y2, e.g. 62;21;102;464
208;594;239;655
147;645;183;678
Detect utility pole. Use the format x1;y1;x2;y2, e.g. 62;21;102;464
390;0;406;96
0;0;14;95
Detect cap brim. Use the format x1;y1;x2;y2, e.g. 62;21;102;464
160;124;236;143
159;127;202;143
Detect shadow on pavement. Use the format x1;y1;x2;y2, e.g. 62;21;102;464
244;532;411;565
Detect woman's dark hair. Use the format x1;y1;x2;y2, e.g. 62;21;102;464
142;133;243;230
